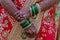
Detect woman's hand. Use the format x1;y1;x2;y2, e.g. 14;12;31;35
15;7;31;21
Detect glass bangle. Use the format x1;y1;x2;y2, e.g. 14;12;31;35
30;4;39;17
36;3;41;13
30;6;35;16
20;19;31;28
33;4;39;15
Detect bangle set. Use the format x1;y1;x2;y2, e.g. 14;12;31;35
20;19;31;29
30;3;40;17
20;3;41;39
20;3;40;29
20;3;41;31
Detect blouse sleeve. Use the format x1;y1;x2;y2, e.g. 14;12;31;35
39;0;59;11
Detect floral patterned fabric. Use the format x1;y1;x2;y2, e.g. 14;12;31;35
0;5;15;40
0;0;26;40
35;7;57;40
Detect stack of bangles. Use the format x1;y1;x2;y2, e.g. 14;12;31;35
20;3;40;30
20;3;40;38
30;3;40;17
20;19;31;29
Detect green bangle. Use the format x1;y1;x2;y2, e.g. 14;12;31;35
33;4;39;15
30;4;39;17
30;6;35;16
20;19;31;28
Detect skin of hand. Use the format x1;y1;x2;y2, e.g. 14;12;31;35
15;7;31;21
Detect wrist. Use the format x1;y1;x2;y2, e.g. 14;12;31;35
20;19;36;38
